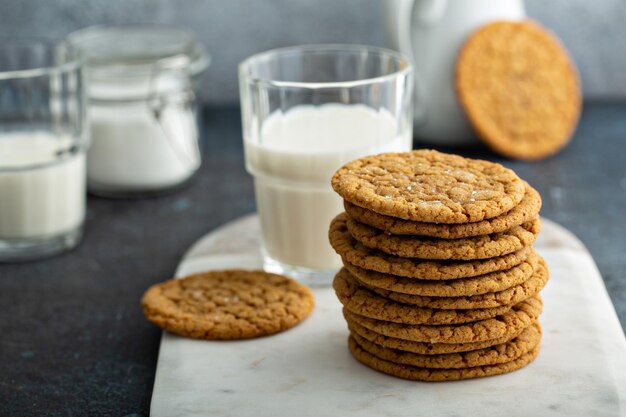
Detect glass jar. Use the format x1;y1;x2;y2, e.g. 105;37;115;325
0;40;88;261
62;25;210;197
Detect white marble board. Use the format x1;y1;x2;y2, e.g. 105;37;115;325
150;215;626;417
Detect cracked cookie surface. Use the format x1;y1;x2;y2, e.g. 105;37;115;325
330;213;532;279
346;256;548;310
346;215;540;260
351;321;540;369
334;268;514;324
141;269;314;340
349;335;540;381
366;257;548;309
332;150;525;223
343;183;541;238
347;320;530;355
343;294;542;344
343;250;538;297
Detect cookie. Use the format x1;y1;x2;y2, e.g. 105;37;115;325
351;321;541;369
343;182;541;238
347;320;529;355
141;269;314;340
343;294;542;343
456;20;581;160
348;336;540;381
333;269;514;325
330;212;532;279
357;256;549;310
331;149;526;223
346;215;540;260
343;250;538;297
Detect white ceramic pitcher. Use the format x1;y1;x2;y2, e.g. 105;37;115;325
384;0;526;145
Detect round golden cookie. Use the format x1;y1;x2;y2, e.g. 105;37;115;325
331;149;526;223
456;20;581;160
357;256;549;310
343;250;538;297
351;321;541;369
141;269;314;340
346;215;541;260
347;320;530;355
329;212;532;279
342;294;542;344
348;336;540;382
344;182;542;238
333;269;514;325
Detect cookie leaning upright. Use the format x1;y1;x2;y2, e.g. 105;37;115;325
141;269;314;340
331;150;526;223
329;149;548;382
456;20;581;160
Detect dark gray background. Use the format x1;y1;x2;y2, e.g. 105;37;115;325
1;0;626;103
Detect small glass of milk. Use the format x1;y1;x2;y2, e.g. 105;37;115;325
239;45;413;286
62;26;210;197
0;40;88;261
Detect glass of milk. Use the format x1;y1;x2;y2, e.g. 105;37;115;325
0;40;88;261
239;45;413;286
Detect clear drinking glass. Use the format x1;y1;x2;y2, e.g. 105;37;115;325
239;44;413;286
0;40;88;261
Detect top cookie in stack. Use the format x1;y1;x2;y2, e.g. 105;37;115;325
329;149;547;382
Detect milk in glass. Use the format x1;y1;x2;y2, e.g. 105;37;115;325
244;103;412;270
0;132;85;239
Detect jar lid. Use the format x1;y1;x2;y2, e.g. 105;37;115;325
63;25;210;81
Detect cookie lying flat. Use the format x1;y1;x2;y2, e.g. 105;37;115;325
343;294;542;344
141;269;314;340
346;214;541;260
343;250;538;297
348;336;540;382
334;269;513;325
351;321;541;369
456;21;581;160
361;256;549;310
348;320;530;355
330;213;532;279
344;182;541;238
331;149;526;223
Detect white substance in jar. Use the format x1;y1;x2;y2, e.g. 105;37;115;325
244;104;412;270
0;132;85;239
64;25;209;196
87;99;199;193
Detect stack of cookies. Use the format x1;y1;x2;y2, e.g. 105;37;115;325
329;150;547;382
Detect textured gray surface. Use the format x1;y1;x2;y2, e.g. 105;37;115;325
0;0;625;103
0;103;624;416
